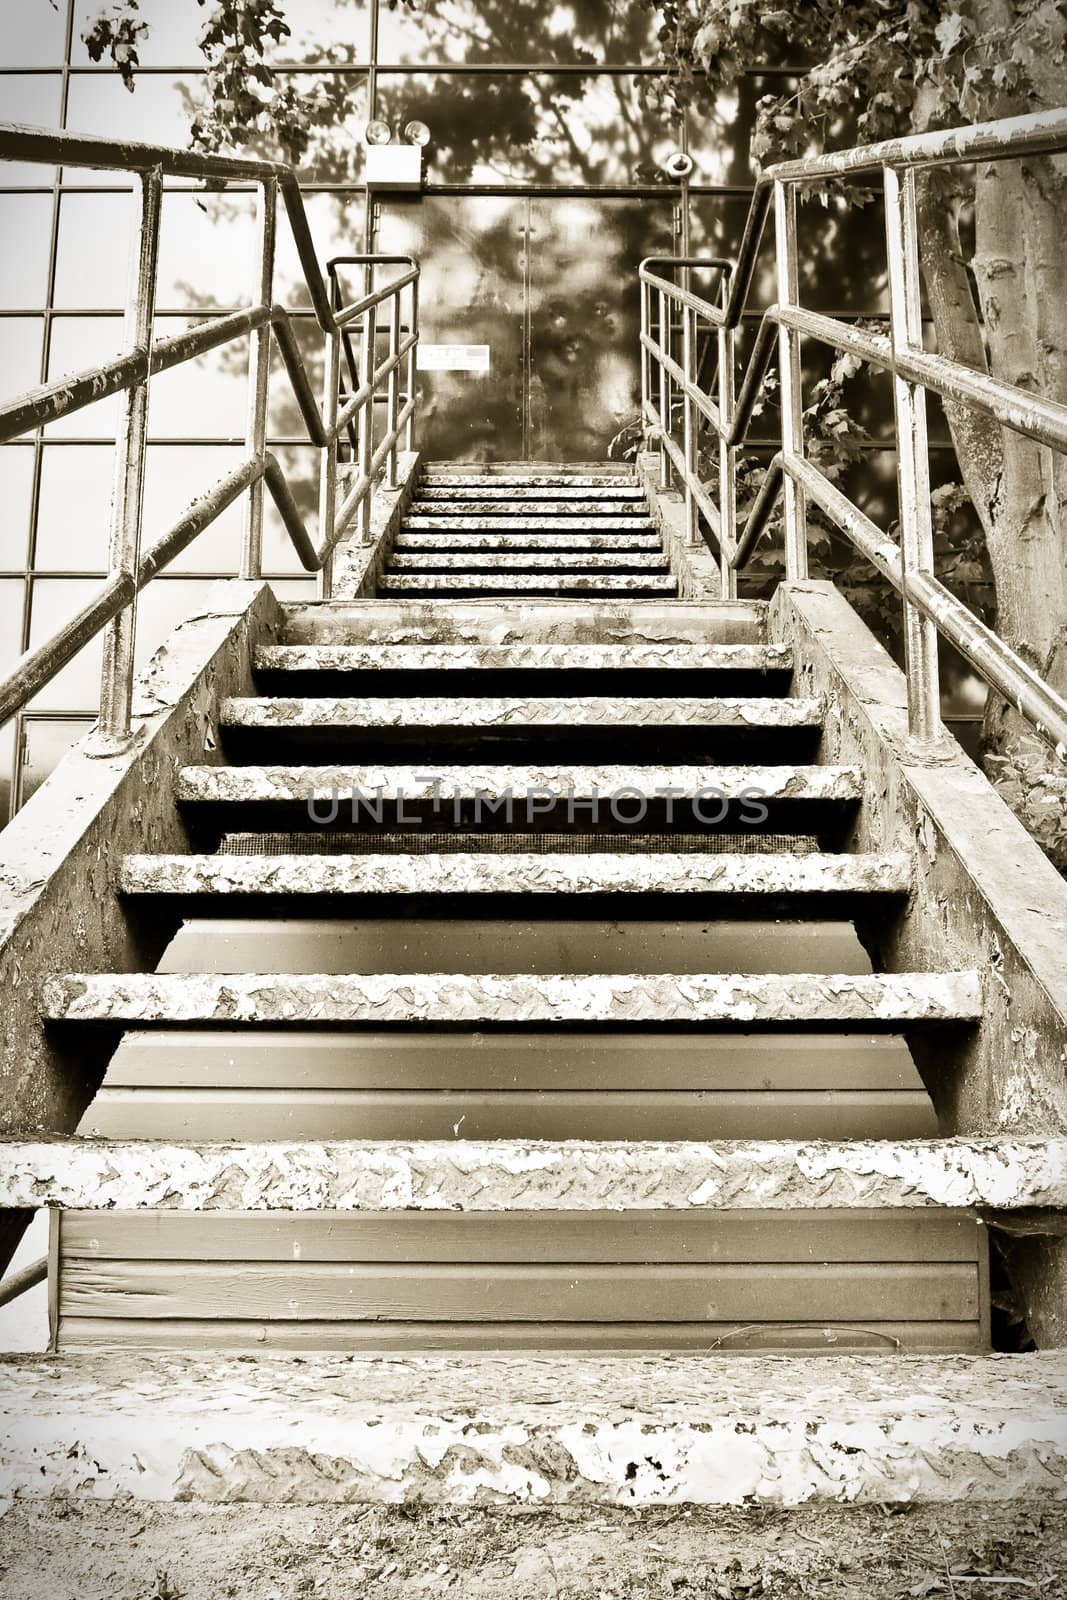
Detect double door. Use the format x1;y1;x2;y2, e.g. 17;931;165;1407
378;193;675;461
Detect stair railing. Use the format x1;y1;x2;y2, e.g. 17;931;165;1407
0;122;420;747
640;108;1067;754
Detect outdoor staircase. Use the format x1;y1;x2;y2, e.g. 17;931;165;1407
3;465;1067;1510
35;467;991;1355
377;462;677;596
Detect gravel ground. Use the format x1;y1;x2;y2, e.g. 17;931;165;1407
1;1499;1065;1600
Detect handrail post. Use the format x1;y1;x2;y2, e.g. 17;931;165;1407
773;179;809;581
681;298;698;544
640;274;651;444
657;286;671;489
385;286;401;489
717;275;738;599
356;273;377;543
97;165;162;747
318;326;341;599
885;164;940;741
405;272;418;452
241;176;277;581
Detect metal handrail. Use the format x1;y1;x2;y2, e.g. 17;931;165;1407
0;121;421;741
640;106;1067;754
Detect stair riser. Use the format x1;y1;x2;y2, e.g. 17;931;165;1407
387;554;671;572
82;1090;940;1142
151;917;877;976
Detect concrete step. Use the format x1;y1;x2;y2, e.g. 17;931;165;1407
416;484;646;500
41;968;980;1025
253;643;792;674
387;552;669;573
420;472;635;486
279;599;766;646
393;533;664;551
177;760;855;807
408;499;650;517
116;850;912;899
4;1132;1060;1213
404;515;657;531
219;695;824;731
6;1350;1065;1504
378;574;678;595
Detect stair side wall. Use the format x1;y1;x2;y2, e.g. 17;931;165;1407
771;580;1067;1345
0;581;283;1275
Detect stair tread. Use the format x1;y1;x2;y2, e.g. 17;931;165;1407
393;534;663;550
419;473;636;486
279;599;766;646
219;695;823;728
388;552;670;571
5;1348;1064;1505
419;487;646;500
379;575;678;593
118;851;911;896
177;761;857;802
408;500;650;516
254;643;790;671
41;968;980;1023
1;1130;1060;1212
404;516;657;530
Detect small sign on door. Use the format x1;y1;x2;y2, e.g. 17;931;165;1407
417;343;491;372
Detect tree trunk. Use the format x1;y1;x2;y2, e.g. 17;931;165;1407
913;41;1067;872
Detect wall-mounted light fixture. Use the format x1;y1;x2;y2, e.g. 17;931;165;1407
363;119;432;191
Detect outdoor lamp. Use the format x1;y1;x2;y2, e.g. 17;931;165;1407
364;118;430;191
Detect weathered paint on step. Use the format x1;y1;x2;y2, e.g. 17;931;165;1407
219;695;824;729
378;575;678;594
0;1133;1059;1211
404;516;657;531
117;851;912;898
387;553;669;571
41;969;982;1025
254;643;791;673
5;1349;1064;1504
408;500;650;516
279;600;766;646
176;761;857;805
393;533;664;551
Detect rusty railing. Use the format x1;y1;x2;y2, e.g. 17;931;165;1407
0;122;420;746
640;108;1067;753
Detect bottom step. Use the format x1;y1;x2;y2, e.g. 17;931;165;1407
1;1349;1064;1504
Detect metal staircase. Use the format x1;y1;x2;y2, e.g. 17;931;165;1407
2;114;1067;1512
377;464;677;597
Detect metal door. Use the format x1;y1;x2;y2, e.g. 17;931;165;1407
378;193;675;461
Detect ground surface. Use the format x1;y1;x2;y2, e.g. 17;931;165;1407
1;1500;1065;1600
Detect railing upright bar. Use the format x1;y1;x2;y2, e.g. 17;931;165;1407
773;179;808;582
405;274;418;452
717;275;738;599
681;298;698;545
884;165;941;741
640;275;651;447
241;177;277;582
318;326;341;599
385;289;401;490
657;286;671;490
97;166;162;747
356;270;377;543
